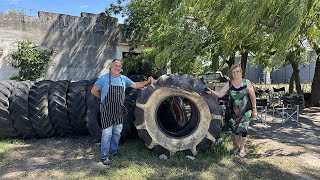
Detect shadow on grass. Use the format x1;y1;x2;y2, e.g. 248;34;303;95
0;135;316;179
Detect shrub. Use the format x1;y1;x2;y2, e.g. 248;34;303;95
11;41;52;81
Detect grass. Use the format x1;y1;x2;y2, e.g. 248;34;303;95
0;134;313;180
0;136;236;179
0;139;24;160
87;135;237;180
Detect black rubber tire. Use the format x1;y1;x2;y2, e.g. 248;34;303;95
9;81;37;138
85;79;101;138
121;95;138;141
28;80;56;137
68;80;89;135
134;74;223;156
48;80;73;136
0;80;18;138
120;75;146;141
125;75;147;99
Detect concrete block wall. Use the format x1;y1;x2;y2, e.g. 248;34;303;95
0;11;128;81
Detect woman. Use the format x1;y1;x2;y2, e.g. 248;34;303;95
206;64;257;157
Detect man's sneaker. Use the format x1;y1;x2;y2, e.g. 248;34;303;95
102;158;111;165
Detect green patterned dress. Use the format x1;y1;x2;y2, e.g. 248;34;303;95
226;79;252;134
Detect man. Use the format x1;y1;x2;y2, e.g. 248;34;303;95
91;59;154;165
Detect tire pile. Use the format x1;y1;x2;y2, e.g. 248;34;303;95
0;79;140;140
0;74;223;156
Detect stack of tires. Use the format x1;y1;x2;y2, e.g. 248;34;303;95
0;79;140;140
0;74;223;155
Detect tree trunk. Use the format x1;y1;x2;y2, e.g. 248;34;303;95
226;55;235;68
240;51;248;78
311;50;320;106
292;62;302;94
289;71;295;94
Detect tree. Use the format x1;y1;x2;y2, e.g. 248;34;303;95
107;0;229;74
284;44;308;94
108;0;317;96
122;48;157;77
306;1;320;106
244;0;314;95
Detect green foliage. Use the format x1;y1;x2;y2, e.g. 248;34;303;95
108;0;318;75
306;1;320;51
252;0;315;69
122;48;158;76
11;41;52;81
7;9;25;16
109;0;224;74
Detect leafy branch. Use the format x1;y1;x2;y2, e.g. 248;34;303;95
11;41;52;81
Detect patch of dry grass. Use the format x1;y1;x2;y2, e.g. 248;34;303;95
0;132;318;180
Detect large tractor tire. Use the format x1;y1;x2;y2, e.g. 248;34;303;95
9;81;36;138
134;74;223;156
68;80;89;135
0;80;18;138
48;80;73;136
28;80;56;137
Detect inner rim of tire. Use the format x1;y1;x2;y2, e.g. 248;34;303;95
156;96;200;138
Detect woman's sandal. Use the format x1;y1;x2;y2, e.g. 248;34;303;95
239;151;247;158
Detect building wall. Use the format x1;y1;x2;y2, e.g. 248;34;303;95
0;11;132;81
243;53;316;84
243;56;264;83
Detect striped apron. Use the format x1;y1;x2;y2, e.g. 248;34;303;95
100;75;125;129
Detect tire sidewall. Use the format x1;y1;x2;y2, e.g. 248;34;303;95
136;87;211;152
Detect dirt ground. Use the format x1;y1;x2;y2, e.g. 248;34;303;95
248;107;320;179
0;107;319;179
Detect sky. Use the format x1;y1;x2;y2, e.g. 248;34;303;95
0;0;128;23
